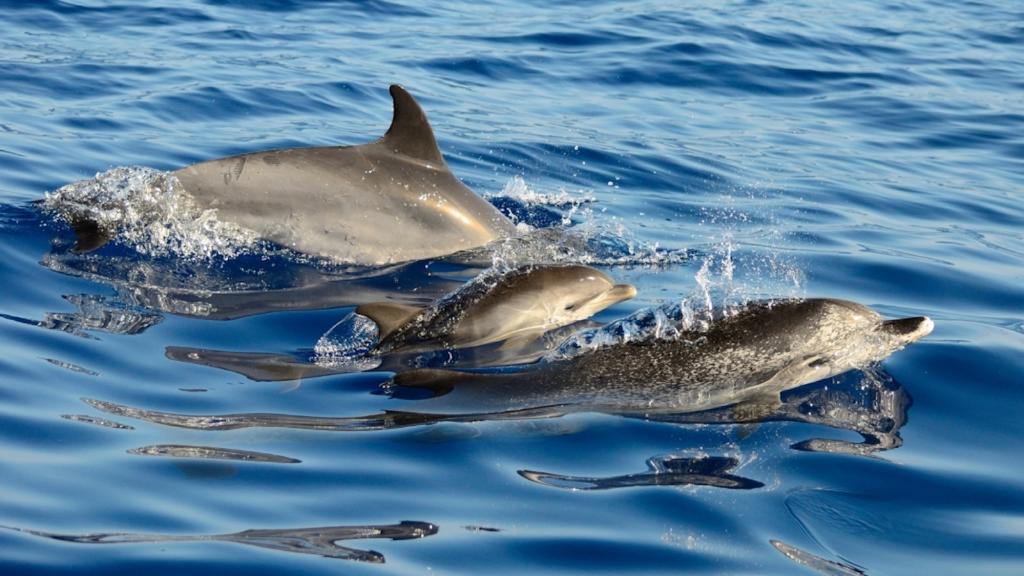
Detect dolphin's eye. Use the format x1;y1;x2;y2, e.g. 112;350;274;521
564;304;576;311
808;358;828;368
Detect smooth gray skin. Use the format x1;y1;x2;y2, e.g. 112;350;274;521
171;85;517;264
390;298;933;416
358;264;637;353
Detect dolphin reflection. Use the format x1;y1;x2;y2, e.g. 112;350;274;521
0;521;437;563
40;250;466;320
519;455;764;490
127;444;301;464
0;293;162;337
770;539;867;575
82;367;910;456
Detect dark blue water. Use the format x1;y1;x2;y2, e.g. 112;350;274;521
2;1;1023;574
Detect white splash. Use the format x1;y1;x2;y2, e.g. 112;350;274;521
312;312;382;371
496;175;596;211
546;232;803;361
42;166;261;260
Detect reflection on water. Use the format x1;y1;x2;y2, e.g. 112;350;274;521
770;540;867;576
520;455;764;491
784;371;909;455
1;521;438;563
0;294;162;337
654;369;911;456
127;444;301;464
80;368;909;457
40;248;463;320
60;414;134;430
43;358;100;376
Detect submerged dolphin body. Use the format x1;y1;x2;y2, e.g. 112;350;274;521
67;85;518;264
356;264;637;353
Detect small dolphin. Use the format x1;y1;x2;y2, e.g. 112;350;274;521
161;265;634;382
63;85;517;264
354;264;637;353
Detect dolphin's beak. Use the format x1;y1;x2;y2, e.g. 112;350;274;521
880;316;934;344
603;283;638;305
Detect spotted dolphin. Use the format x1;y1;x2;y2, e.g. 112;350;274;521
386;298;933;416
62;85;518;264
86;299;931;437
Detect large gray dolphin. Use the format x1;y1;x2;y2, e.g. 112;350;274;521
65;85;517;264
355;264;637;353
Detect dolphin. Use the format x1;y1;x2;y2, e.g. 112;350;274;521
60;85;518;264
354;264;637;353
84;299;930;442
387;298;933;416
160;265;634;382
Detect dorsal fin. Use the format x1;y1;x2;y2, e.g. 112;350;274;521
379;85;446;165
356;302;423;340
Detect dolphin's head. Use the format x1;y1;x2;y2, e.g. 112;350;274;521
755;299;933;386
540;265;637;326
458;265;636;348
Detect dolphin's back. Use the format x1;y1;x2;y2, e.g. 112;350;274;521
393;299;896;416
172;85;515;264
173;144;512;263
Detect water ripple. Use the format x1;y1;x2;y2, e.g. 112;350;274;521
1;521;438;563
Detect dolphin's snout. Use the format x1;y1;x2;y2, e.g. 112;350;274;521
607;283;638;303
881;316;934;343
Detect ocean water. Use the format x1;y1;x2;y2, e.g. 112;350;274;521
1;1;1022;574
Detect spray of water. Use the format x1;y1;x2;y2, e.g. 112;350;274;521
312;312;382;370
42;167;262;260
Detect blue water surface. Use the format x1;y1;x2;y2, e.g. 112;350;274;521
1;1;1023;574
